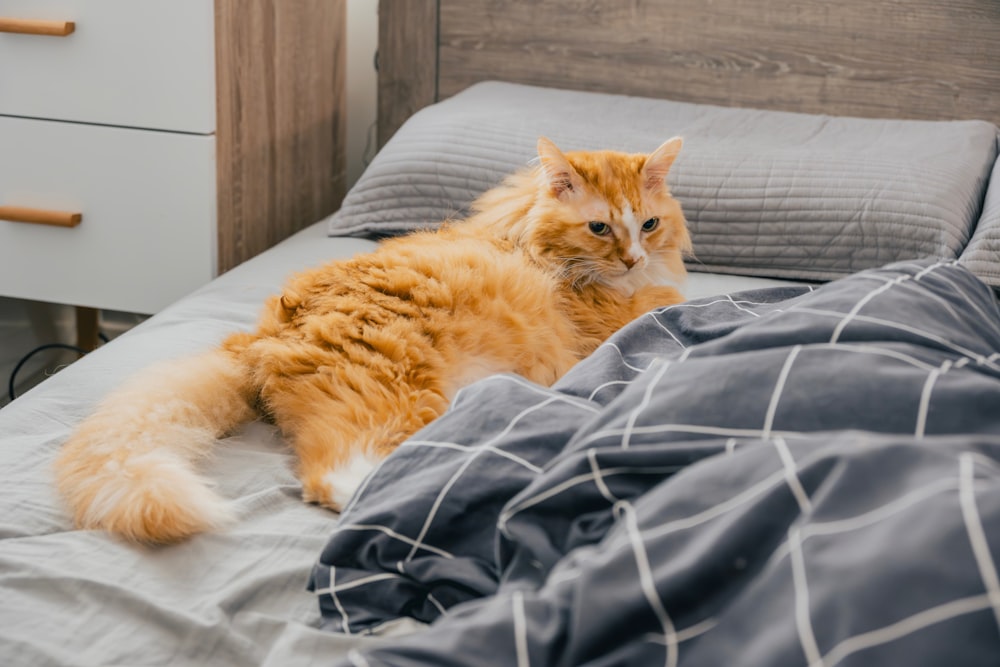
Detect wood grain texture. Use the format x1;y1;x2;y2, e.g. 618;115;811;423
377;0;438;147
419;0;1000;126
215;0;346;274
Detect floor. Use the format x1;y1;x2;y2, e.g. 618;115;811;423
0;297;145;408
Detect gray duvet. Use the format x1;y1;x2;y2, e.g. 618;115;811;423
312;259;1000;666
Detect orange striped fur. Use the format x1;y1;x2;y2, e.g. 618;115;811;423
54;137;691;544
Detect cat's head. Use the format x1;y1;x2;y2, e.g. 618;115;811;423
526;137;692;293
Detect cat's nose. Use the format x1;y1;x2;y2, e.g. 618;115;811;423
622;255;640;270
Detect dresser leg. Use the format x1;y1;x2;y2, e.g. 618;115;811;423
75;306;100;352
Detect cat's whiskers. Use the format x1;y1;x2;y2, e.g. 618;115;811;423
552;255;600;289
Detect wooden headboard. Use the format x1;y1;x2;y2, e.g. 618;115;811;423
377;0;1000;147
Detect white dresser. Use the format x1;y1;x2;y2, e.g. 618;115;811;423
0;0;346;316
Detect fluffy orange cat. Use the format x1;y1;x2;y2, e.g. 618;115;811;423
54;137;692;544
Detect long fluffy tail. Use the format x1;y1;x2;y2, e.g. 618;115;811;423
54;348;255;544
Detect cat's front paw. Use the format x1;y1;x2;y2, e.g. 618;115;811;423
300;449;381;513
301;476;341;511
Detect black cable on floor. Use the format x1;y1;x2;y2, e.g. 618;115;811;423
7;343;90;402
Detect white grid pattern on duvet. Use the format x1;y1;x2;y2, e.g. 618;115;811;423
959;454;1000;634
318;261;1000;666
563;437;1000;667
400;392;594;565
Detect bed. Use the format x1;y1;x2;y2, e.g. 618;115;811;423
3;1;1000;665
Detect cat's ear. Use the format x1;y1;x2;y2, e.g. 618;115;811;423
537;137;583;200
642;137;683;191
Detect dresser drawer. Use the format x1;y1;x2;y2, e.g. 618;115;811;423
0;116;216;314
0;0;215;133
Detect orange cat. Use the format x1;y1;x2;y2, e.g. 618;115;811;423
54;137;691;544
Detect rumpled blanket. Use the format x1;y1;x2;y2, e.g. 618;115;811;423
311;259;1000;666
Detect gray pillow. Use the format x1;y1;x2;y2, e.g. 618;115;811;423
959;134;1000;288
328;81;998;282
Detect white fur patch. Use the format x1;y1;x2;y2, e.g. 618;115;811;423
620;201;638;227
620;202;646;265
322;450;381;511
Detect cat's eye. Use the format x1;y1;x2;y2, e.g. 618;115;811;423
642;217;659;231
589;221;611;236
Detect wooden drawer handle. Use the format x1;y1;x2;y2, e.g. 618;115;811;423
0;17;75;37
0;206;82;227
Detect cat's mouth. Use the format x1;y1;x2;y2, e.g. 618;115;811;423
600;263;654;293
615;261;647;277
603;258;683;294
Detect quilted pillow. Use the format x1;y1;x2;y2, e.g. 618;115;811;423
327;81;998;282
